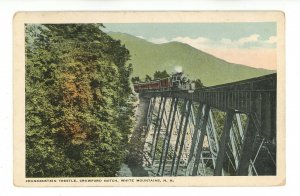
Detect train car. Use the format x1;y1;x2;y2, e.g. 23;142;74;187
133;80;160;93
133;82;149;92
133;71;194;93
140;83;150;90
160;77;171;90
148;80;160;90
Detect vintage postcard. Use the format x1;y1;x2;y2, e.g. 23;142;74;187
13;11;285;186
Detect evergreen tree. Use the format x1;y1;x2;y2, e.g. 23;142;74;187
131;76;141;83
193;78;204;88
153;70;170;79
145;74;152;82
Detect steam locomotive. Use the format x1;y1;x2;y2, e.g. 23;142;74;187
133;72;194;93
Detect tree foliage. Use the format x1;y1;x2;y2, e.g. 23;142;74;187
25;24;135;177
193;78;204;88
153;70;170;80
145;74;152;82
131;76;141;83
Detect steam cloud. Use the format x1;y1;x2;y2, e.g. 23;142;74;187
174;66;182;73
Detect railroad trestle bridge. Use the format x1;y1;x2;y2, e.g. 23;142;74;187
134;73;276;176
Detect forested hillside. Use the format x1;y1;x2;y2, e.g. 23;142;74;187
109;32;275;86
25;24;135;177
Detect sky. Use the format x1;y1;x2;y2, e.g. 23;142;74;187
103;23;277;70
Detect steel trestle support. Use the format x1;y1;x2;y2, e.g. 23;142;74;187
214;109;235;176
170;99;188;176
151;97;167;164
192;104;211;176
